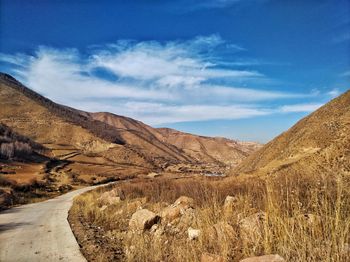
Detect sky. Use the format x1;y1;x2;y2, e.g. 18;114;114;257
0;0;349;143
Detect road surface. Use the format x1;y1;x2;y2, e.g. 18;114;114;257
0;185;102;262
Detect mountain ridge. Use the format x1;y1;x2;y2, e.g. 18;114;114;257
234;89;350;176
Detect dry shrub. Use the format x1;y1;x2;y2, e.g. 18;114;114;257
71;172;350;262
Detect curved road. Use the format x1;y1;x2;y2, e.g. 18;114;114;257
0;185;102;262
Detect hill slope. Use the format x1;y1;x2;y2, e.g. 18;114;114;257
89;112;193;166
157;128;261;167
0;73;153;183
235;90;350;176
89;113;261;167
0;72;261;179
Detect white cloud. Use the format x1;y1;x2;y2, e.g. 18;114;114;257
0;35;313;125
279;103;323;113
72;101;271;125
327;88;341;98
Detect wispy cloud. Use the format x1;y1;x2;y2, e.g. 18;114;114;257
279;103;323;113
0;35;319;125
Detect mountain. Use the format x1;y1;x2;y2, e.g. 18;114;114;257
0;73;153;184
90;113;261;168
234;90;350;176
157;128;261;167
88;112;193;166
0;73;260;182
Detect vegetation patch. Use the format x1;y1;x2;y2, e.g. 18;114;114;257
69;172;350;261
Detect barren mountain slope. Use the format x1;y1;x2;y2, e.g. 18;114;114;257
0;73;151;182
89;112;193;165
235;90;350;176
157;128;262;166
90;112;261;167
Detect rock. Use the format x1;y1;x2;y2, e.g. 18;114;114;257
188;227;201;240
223;195;236;215
126;197;147;213
209;221;235;243
174;196;195;209
201;253;226;262
147;172;161;178
224;195;236;206
150;224;159;233
129;209;160;231
239;254;285;262
159;196;195;225
99;205;108;211
239;212;266;243
159;206;182;222
177;208;196;231
98;188;124;205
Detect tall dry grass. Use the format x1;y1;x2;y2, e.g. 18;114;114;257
71;172;350;261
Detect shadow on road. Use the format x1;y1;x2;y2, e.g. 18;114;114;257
0;222;32;233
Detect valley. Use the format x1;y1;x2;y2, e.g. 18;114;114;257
0;73;260;209
0;73;349;261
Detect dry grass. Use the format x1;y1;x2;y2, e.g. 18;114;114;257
70;172;350;262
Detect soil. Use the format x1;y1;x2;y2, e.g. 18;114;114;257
68;206;125;261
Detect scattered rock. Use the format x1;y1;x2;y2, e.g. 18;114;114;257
201;253;226;262
159;196;196;226
239;212;266;243
209;221;235;243
147;172;161;178
223;195;236;215
150;224;158;233
239;254;285;262
129;209;160;231
177;208;196;231
159;206;182;222
126;197;147;213
98;189;124;205
174;196;195;209
99;205;108;212
188;227;201;240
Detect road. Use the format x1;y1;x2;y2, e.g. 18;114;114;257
0;185;102;262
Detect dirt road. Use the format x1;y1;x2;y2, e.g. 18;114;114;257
0;185;102;262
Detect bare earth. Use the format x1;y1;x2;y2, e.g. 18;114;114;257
0;186;100;262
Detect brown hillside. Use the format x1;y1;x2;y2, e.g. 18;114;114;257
0;72;261;182
89;112;193;166
157;128;262;167
0;73;152;184
90;112;261;168
235;90;350;176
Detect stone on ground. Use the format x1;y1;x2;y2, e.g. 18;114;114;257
129;209;160;231
188;227;201;240
239;211;266;243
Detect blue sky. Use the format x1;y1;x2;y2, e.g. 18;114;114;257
0;0;349;142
